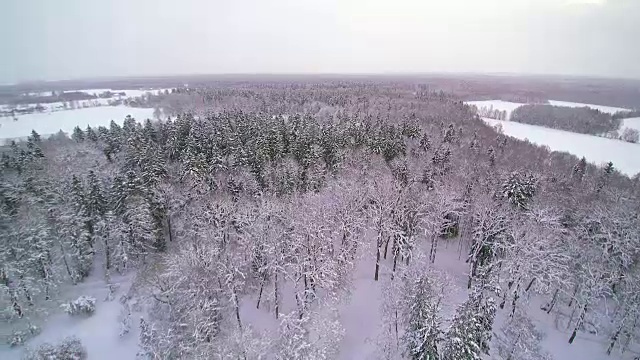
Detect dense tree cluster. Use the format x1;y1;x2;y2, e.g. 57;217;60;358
510;104;621;135
1;82;639;359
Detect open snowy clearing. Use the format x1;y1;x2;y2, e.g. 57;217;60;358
1;98;116;114
465;100;526;119
622;117;640;132
482;117;640;176
0;106;156;142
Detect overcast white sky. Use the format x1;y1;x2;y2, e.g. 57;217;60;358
1;0;639;83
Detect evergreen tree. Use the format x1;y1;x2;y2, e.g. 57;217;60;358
86;125;99;142
420;132;431;152
596;161;615;192
487;147;496;167
573;157;587;182
72;126;85;142
142;119;157;143
502;171;536;210
86;171;106;217
495;311;552;360
402;273;442;360
26;137;45;159
69;175;93;279
30;130;42;143
122;115;137;137
443;123;456;143
442;289;496;360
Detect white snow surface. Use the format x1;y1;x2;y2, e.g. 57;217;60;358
547;100;631;114
465;100;526;119
0;106;155;142
622;117;640;132
482;117;640;176
0;273;142;360
2;227;637;359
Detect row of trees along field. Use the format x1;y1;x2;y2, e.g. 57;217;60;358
510;104;621;135
1;83;640;359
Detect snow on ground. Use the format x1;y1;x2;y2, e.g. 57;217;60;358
1;98;115;114
334;232;639;360
465;100;526;119
115;89;168;98
23;91;54;97
74;89;118;96
622;117;640;132
336;240;385;359
547;100;631;114
57;88;170;98
1;88;170;120
482;117;640;176
0;106;156;142
0;273;142;360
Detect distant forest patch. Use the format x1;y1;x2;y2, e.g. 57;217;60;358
510;104;621;135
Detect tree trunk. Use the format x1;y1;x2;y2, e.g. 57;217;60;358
429;235;438;264
256;275;266;309
104;236;111;270
507;333;521;360
391;251;398;281
621;314;638;354
545;289;559;314
608;321;624;355
383;236;390;260
59;241;74;280
374;245;381;281
511;283;520;317
568;284;579;307
525;277;536;292
569;304;587;344
167;215;173;242
274;271;279;319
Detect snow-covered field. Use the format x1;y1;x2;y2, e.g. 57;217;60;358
0;99;115;114
483;117;640;176
1;88;170;119
466;100;526;120
0;106;156;142
622;117;640;132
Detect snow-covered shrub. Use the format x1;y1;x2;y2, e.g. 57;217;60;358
61;296;96;316
105;282;120;301
9;325;41;347
621;128;639;143
23;336;87;360
119;302;131;337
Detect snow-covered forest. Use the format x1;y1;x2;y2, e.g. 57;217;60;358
1;82;640;359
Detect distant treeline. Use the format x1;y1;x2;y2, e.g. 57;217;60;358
510;104;621;135
3;90;126;107
613;110;640;120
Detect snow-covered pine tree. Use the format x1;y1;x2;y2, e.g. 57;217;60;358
441;286;496;360
86;171;106;218
30;130;42;143
86;125;99;142
502;171;536;210
494;310;552;360
401;271;443;360
69;175;94;279
72;126;85;142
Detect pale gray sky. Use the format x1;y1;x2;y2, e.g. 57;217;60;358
1;0;639;83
